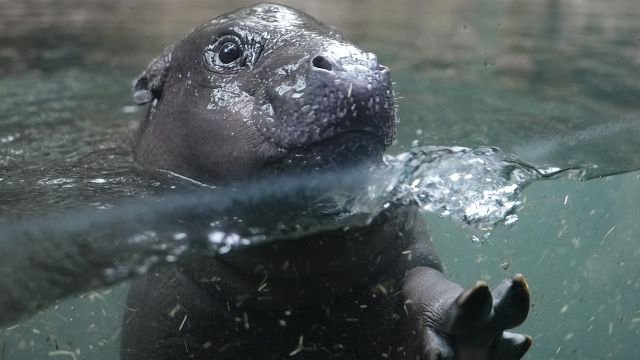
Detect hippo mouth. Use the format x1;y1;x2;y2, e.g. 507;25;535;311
262;129;386;173
301;129;385;158
252;89;395;156
250;58;397;152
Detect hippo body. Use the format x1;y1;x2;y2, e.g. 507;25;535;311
122;4;531;359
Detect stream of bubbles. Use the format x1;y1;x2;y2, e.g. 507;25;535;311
1;145;584;283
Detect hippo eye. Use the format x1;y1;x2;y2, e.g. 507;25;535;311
219;41;242;64
203;35;247;71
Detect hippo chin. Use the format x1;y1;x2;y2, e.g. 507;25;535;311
123;4;532;359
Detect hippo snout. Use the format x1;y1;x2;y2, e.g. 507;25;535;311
252;48;396;150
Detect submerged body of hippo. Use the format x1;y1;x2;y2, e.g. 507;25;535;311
123;4;532;359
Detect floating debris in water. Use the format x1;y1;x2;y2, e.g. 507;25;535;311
48;350;78;360
289;335;304;356
121;105;139;114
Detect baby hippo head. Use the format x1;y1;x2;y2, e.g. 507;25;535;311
133;3;396;184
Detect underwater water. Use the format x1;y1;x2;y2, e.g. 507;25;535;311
1;0;639;359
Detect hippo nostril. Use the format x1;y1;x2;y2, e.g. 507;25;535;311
312;55;333;71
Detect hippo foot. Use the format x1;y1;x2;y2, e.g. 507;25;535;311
403;269;532;360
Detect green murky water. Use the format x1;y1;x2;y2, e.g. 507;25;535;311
1;0;639;359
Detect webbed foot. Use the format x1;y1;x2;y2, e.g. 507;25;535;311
403;268;532;360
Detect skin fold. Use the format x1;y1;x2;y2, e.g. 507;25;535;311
123;4;532;359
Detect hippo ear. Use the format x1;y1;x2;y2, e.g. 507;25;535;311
132;45;174;105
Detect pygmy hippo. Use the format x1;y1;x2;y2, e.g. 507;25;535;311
122;4;532;359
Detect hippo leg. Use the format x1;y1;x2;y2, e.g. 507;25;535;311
401;267;532;360
120;266;221;360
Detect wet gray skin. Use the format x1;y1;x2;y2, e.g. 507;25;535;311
123;4;531;359
133;3;395;183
